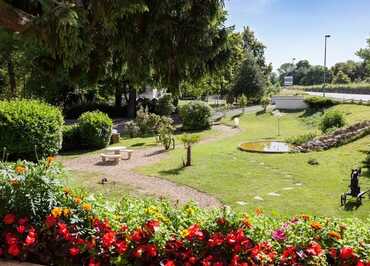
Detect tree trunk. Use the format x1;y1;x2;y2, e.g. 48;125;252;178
6;52;16;98
127;86;137;118
114;86;123;108
186;146;192;166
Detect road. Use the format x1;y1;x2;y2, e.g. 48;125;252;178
212;105;262;120
306;91;370;101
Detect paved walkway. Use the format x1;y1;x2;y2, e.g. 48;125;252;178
306;91;370;101
61;125;241;208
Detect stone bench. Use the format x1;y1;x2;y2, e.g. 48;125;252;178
121;149;134;160
101;154;121;164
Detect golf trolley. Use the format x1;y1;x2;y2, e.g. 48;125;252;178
340;168;370;206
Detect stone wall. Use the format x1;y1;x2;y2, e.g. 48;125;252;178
297;120;370;152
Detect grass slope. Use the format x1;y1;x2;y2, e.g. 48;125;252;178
138;105;370;218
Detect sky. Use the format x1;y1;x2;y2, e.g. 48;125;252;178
225;0;370;70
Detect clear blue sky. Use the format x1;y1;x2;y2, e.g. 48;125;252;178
225;0;370;70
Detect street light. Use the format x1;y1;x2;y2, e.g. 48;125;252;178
323;34;331;97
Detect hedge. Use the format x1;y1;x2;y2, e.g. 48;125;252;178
0;161;369;265
179;101;212;131
0;100;63;160
304;96;338;109
78;111;113;149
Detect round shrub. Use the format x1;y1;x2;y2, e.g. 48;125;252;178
78;111;113;148
180;101;212;130
320;110;345;133
0;100;63;160
155;94;175;116
62;124;81;151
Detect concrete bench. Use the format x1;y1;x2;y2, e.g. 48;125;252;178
101;154;121;164
121;149;134;160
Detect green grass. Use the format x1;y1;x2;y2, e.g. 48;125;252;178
137;104;370;218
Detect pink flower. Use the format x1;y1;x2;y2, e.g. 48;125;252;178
8;245;21;257
272;229;286;241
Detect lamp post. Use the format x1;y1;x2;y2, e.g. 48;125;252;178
323;34;331;97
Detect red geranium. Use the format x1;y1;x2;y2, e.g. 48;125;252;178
8;245;21;257
306;241;323;257
163;260;176;266
208;233;224;247
46;215;57;227
69;247;80;256
144;220;160;235
339;247;355;260
0;247;4;257
115;240;128;254
16;225;26;234
88;258;101;266
25;228;37;246
102;231;116;248
17;217;28;225
133;245;145;258
131;229;144;243
146;244;157;257
187;224;204;241
3;213;16;225
5;233;18;246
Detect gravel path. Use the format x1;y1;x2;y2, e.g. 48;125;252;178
61;125;240;208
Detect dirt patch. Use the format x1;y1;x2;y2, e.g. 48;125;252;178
60;125;239;208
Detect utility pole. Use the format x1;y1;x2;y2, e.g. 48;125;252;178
323;34;331;97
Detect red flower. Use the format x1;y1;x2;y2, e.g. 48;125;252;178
133;245;145;258
208;233;224;247
25;229;37;246
16;225;26;234
0;247;4;257
3;213;16;225
306;241;323;256
102;231;116;248
187;224;204;240
131;229;144;243
339;247;355;260
8;245;21;257
115;240;128;254
17;217;28;225
280;246;298;264
163;260;176;266
146;244;157;257
46;215;57;227
88;258;101;266
145;220;160;235
87;238;96;250
5;233;18;246
120;224;128;232
69;247;80;256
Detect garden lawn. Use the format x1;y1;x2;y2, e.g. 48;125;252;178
138;104;370;218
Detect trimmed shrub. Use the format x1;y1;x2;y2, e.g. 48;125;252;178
0;100;63;160
155;95;175;116
78;111;113;149
320;110;345;133
62;125;81;151
304;96;338;109
125;121;140;138
179;101;212;130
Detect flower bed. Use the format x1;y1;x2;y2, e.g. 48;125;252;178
0;161;369;265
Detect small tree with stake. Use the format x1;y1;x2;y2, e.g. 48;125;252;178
239;94;247;113
181;134;200;167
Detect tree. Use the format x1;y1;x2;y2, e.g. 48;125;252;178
1;1;231;117
181;134;200;167
356;37;370;73
242;26;272;76
332;70;351;84
231;53;266;100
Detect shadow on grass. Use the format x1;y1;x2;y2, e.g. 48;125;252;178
131;142;145;147
298;108;323;118
159;165;186;176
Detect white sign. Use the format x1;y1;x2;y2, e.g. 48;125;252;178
284;76;294;86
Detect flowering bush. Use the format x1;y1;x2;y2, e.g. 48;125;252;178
0;162;369;265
